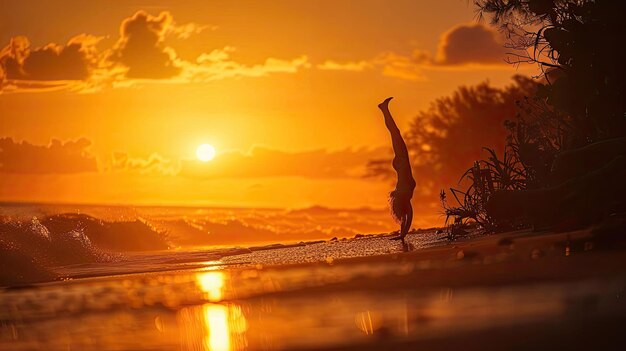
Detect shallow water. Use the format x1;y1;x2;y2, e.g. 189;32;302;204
51;233;449;280
2;250;625;350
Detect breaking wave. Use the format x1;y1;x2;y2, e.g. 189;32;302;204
0;203;406;286
0;214;169;286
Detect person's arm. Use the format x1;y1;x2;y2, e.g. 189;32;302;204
400;211;413;237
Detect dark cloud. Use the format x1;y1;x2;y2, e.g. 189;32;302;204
0;11;311;92
0;11;185;89
179;146;387;179
0;35;100;81
315;23;509;81
436;23;506;65
0;137;97;174
112;11;181;79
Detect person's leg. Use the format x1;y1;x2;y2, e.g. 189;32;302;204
379;98;415;192
378;97;408;161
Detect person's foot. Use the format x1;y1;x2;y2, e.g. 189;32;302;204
389;234;405;241
378;97;393;111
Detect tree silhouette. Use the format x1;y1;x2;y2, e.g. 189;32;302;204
475;0;626;143
457;0;626;231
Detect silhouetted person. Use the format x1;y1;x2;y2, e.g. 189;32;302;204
378;97;416;241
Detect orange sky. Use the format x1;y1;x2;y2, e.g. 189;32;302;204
0;0;536;213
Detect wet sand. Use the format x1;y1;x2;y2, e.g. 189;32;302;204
2;227;626;350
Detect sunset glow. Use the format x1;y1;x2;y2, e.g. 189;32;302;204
2;1;625;350
0;0;535;220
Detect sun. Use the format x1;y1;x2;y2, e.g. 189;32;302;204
196;144;216;162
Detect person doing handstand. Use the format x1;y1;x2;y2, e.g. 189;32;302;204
378;97;415;241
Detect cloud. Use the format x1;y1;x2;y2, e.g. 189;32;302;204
1;11;309;93
0;34;103;89
0;138;385;179
0;35;100;81
110;151;178;175
0;137;97;174
111;11;182;79
103;146;387;179
179;146;388;179
436;23;506;65
182;46;310;81
315;23;508;81
317;60;373;72
316;52;427;81
375;52;428;81
0;16;509;91
168;22;216;40
316;52;428;81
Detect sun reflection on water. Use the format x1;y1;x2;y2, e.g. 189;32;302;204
180;271;247;351
204;304;230;351
197;271;225;302
201;260;226;270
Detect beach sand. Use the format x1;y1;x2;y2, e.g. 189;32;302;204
2;226;626;350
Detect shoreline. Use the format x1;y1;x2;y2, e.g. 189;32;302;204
2;225;626;350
